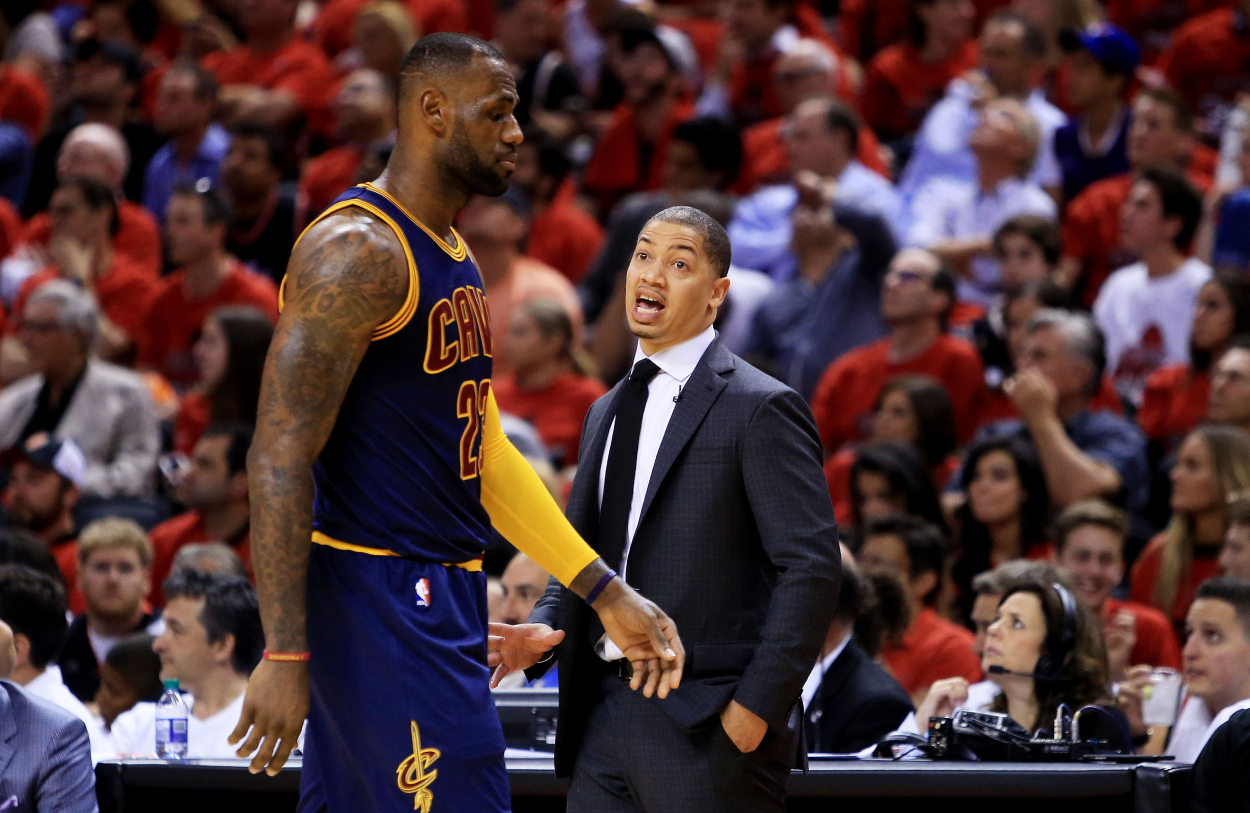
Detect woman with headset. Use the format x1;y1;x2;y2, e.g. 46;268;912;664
914;583;1126;739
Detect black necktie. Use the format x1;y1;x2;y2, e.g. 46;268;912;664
598;358;661;570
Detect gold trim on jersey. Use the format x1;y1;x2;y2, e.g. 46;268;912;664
361;182;468;262
310;532;485;571
281;199;420;342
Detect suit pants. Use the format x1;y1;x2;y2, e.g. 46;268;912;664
568;674;790;813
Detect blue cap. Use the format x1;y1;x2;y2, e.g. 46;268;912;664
1060;23;1141;76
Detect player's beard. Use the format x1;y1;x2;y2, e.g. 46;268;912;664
445;120;509;197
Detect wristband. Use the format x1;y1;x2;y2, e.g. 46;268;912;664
263;650;311;662
585;569;618;606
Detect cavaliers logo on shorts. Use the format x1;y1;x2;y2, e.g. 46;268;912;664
396;721;440;811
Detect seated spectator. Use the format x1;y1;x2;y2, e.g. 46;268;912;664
1207;339;1250;436
493;0;583;133
140;185;278;389
951;437;1051;620
174;305;273;455
582;24;693;215
858;514;982;703
203;0;334;129
899;12;1064;205
22;124;162;280
492;553;559;689
1095;168;1209;406
1158;577;1250;761
0;564;112;762
0;528;67;588
12;177;159;363
321;1;419;77
968;559;1066;659
142;59;229;225
95;631;163;731
741;185;897;398
737;40;890;192
24;40;162;218
1221;499;1250;581
458;192;583;373
859;0;979;146
0;281;160;499
1053;500;1183;682
825;375;958;525
149;424;254;604
1132;425;1250;627
730;97;903;279
1157;3;1250;138
1187;708;1250;812
849;442;950;534
914;582;1122;741
809;249;985;452
0;617;97;813
1140;274;1250;449
1060;88;1215;308
222;123;302;283
803;545;914;753
971;309;1149;515
713;0;809;128
170;542;251;580
905;97;1058;307
58;519;164;703
110;569;266;757
0;436;85;612
299;68;397;218
1054;24;1138;203
491;299;607;468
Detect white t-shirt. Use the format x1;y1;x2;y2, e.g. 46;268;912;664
1093;257;1212;405
24;664;115;763
1167;693;1250;763
110;691;246;758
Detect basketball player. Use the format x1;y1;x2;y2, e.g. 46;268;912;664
227;34;685;812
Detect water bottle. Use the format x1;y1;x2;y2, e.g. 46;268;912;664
155;679;189;759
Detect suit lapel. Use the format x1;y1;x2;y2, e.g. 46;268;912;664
635;341;733;530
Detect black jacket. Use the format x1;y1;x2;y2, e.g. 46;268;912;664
804;638;913;754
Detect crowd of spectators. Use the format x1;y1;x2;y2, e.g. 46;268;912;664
8;0;1250;781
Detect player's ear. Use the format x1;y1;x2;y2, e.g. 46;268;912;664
419;88;451;134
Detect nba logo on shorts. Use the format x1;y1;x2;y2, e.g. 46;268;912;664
415;578;431;608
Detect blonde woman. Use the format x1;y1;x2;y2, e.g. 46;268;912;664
1131;425;1250;628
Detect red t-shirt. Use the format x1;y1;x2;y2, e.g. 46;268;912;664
1130;531;1222;626
203;38;335;118
148;510;253;606
1138;364;1209;445
491;372;608;466
810;334;986;452
50;536;85;616
1107;0;1231;65
734;115;890;193
881;606;983;697
825;448;959;526
0;64;50;139
582;101;694;210
174;391;211;455
299;144;363;218
1158;8;1250;130
310;0;371;57
13;257;159;349
139;261;279;388
1105;597;1184;669
406;0;468;34
860;41;980;140
0;196;21;262
525;180;605;284
23;201;162;280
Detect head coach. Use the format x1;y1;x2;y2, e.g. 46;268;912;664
489;205;841;811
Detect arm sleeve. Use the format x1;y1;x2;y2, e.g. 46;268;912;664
479;389;599;587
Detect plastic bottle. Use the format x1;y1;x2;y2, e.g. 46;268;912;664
155;679;189;759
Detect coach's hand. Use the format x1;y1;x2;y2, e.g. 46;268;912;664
488;623;565;687
593;579;684;699
228;659;309;775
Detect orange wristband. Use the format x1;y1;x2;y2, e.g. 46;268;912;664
263;650;311;662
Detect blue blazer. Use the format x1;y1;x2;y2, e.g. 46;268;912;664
0;680;97;813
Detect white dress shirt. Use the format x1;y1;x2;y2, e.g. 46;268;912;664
25;664;114;763
1168;693;1250;763
801;632;852;711
595;325;718;660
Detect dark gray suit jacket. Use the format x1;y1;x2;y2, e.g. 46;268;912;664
528;338;841;777
0;680;97;813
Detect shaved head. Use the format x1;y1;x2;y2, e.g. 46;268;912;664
58;123;129;189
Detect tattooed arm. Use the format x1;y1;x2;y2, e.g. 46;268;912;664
228;210;408;776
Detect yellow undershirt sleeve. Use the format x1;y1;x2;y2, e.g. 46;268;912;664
479;389;599;587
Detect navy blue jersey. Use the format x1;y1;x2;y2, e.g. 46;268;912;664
283;183;496;563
